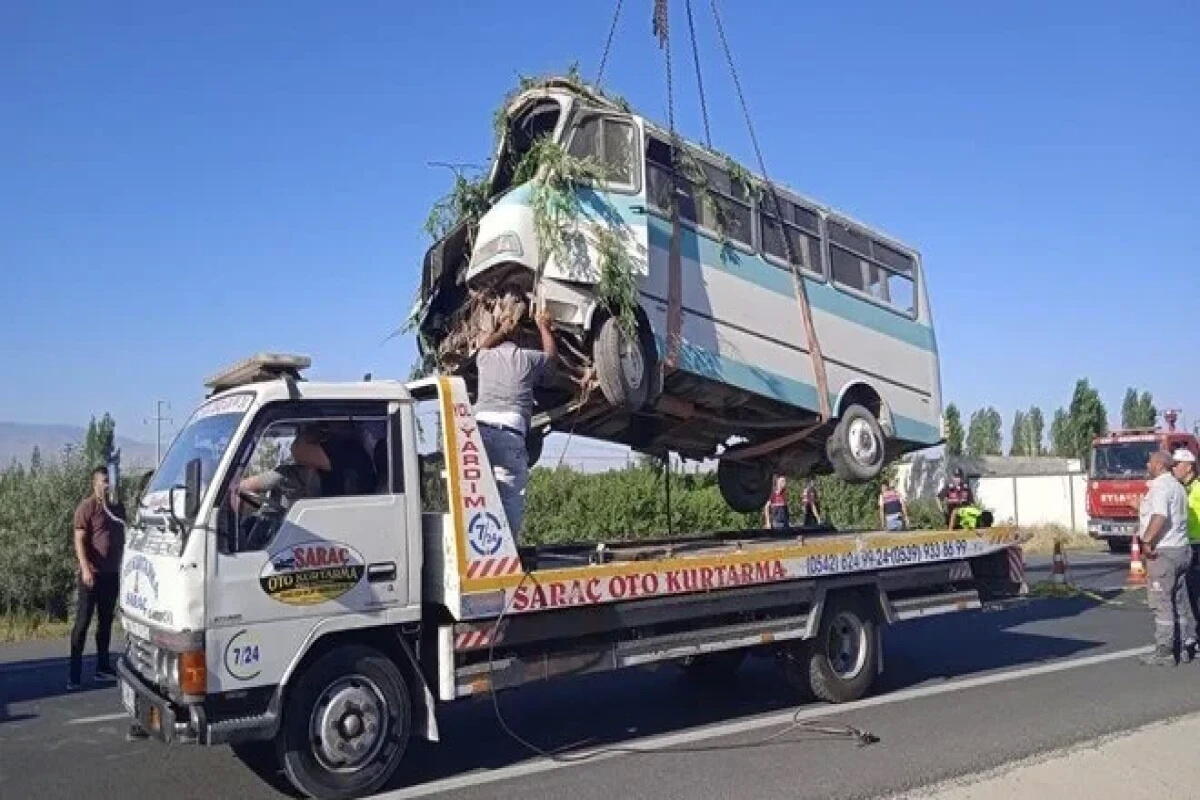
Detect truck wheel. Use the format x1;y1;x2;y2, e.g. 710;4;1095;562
680;649;747;684
825;404;886;483
807;595;878;703
717;458;772;513
1107;538;1130;554
278;645;411;800
593;315;654;411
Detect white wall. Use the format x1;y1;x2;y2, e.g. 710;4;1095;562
894;459;1088;531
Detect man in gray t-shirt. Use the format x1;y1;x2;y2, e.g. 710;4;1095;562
1138;449;1196;665
474;304;556;539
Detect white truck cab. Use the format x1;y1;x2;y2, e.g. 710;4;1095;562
118;354;1027;800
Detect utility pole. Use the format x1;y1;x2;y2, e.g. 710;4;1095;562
146;400;172;466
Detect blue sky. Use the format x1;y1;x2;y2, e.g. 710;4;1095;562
3;0;1198;453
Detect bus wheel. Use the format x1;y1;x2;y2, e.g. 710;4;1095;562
825;404;886;483
807;594;878;703
279;645;411;800
717;458;772;512
593;315;654;411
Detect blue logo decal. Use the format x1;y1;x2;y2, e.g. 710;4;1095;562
122;555;159;600
467;512;504;556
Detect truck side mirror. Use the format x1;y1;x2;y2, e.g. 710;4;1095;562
184;457;203;521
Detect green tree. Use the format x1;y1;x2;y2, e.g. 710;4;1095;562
1025;406;1045;456
83;413;116;468
943;404;964;457
1120;387;1158;429
1066;379;1108;460
1009;410;1027;456
966;407;1003;456
29;446;42;474
1049;407;1071;456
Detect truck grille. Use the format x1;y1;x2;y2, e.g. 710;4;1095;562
126;633;158;685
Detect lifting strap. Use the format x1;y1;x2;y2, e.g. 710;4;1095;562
707;0;831;422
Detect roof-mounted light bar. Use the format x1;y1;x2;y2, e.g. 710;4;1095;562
205;352;311;394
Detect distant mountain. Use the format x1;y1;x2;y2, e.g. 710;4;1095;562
0;422;157;469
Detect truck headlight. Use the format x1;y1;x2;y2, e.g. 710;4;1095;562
155;648;205;699
471;232;523;265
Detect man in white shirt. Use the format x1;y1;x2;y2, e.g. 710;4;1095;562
1138;450;1195;666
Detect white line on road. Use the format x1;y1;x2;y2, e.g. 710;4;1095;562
377;645;1152;800
66;712;127;725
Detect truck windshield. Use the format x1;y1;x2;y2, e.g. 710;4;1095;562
1091;441;1157;479
144;393;252;501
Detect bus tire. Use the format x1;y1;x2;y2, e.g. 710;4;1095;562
825;404;886;483
1107;538;1131;554
717;458;772;512
593;315;653;411
278;645;411;800
807;594;877;704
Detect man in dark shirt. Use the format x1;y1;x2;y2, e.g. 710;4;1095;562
69;466;125;688
937;468;974;529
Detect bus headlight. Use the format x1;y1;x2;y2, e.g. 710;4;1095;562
471;232;523;265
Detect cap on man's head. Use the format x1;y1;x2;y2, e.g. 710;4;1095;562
1174;449;1197;465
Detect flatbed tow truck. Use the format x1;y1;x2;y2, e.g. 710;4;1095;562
116;354;1028;799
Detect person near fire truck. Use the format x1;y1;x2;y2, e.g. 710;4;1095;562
1172;449;1200;632
1138;449;1195;666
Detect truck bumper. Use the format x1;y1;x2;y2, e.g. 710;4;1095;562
117;657;192;743
118;657;278;746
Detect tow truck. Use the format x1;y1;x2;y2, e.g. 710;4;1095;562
117;354;1028;799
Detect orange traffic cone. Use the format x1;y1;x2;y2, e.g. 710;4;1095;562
1128;536;1146;585
1052;540;1069;585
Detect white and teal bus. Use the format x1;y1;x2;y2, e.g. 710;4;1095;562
418;78;942;512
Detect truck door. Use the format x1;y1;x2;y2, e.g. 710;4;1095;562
206;400;409;695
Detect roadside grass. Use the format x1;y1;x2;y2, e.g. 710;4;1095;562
0;612;72;643
1020;524;1106;557
0;612;124;644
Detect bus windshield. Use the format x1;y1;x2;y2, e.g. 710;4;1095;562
1091;441;1157;480
491;97;563;195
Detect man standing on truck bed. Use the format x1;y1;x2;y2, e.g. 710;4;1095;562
69;466;124;689
1138;450;1196;666
474;298;556;539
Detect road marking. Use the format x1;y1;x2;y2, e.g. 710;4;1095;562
66;712;127;725
376;645;1152;799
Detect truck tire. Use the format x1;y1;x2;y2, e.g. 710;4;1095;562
680;649;747;684
593;315;654;411
807;594;878;703
278;645;411;800
825;404;886;483
717;458;772;513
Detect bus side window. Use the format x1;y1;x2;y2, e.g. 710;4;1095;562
568;114;636;189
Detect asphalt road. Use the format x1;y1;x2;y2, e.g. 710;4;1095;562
5;551;1193;800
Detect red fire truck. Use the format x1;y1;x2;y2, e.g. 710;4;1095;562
1086;411;1199;552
